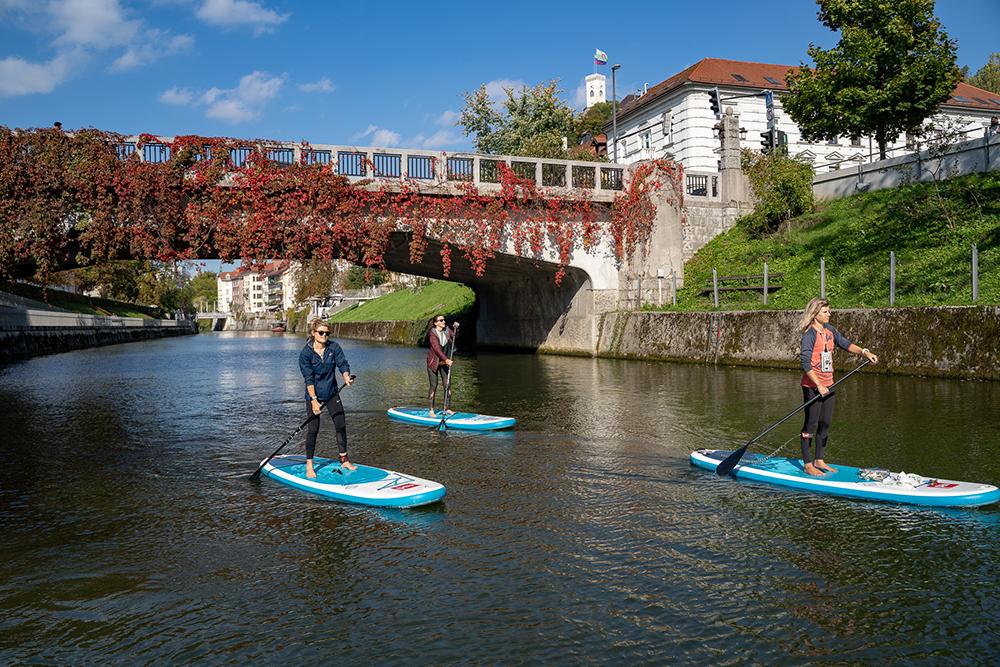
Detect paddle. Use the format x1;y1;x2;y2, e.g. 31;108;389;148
715;359;871;476
249;375;356;481
436;324;459;431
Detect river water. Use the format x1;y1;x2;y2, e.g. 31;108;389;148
1;332;998;665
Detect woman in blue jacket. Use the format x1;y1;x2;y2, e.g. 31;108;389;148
298;318;355;478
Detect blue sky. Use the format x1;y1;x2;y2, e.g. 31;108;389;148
2;0;997;275
2;0;997;150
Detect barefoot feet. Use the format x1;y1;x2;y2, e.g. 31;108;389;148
804;462;824;476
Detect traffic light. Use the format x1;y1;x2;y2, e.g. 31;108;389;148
709;87;721;116
776;130;788;147
760;130;774;153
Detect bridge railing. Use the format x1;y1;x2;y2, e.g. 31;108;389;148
117;137;626;198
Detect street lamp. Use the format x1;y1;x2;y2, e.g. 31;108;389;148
611;64;621;163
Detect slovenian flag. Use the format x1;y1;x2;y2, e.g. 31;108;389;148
594;49;608;66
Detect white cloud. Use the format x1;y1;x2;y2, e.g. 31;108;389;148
0;52;76;97
111;31;193;72
352;124;401;147
435;109;459;126
196;0;288;35
299;77;334;93
412;129;464;150
159;86;194;105
50;0;139;48
484;78;526;101
203;70;284;122
159;70;284;123
573;80;587;109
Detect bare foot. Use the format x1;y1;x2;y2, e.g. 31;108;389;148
804;462;824;476
428;410;436;417
305;462;317;479
341;460;357;472
815;460;838;473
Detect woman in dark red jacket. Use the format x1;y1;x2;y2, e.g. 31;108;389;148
427;314;459;416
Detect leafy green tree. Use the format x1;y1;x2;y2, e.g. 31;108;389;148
460;81;576;158
189;270;217;311
344;265;386;290
292;258;338;304
968;52;1000;95
784;0;960;159
739;149;815;237
574;101;614;143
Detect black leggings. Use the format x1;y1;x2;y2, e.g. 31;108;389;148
800;387;835;463
305;395;347;460
427;365;451;411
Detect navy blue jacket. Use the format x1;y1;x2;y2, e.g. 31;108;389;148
299;340;351;401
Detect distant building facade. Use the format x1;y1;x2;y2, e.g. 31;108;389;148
606;57;1000;174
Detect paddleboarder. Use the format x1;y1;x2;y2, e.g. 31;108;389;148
798;298;878;476
299;318;355;478
426;314;459;417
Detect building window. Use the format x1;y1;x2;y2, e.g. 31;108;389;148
641;131;651;150
731;73;748;82
590;90;594;98
850;136;862;147
764;76;781;85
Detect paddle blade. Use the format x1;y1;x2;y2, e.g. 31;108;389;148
715;444;750;476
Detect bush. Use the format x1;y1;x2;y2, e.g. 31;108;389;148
738;149;815;237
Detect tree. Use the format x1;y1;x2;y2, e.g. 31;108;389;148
344;265;386;290
189;270;217;311
574;101;614;143
459;80;576;158
739;149;815;237
968;52;1000;95
292;258;338;304
784;0;961;159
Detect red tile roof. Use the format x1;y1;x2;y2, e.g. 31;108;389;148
619;57;1000;119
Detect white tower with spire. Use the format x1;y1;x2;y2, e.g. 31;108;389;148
585;73;606;108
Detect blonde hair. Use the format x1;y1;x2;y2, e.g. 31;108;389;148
309;317;329;339
798;298;828;333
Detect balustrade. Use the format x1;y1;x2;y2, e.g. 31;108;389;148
112;136;627;195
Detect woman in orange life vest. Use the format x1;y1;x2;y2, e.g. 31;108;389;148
798;298;878;476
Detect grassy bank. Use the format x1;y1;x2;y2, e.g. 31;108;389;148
329;280;475;323
1;281;159;318
664;170;1000;311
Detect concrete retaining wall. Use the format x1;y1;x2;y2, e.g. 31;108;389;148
596;306;1000;380
1;308;197;362
813;133;1000;201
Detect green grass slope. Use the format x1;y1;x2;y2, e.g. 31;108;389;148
668;171;1000;311
329;280;475;322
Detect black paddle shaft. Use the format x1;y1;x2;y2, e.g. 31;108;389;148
437;326;459;430
249;375;356;481
715;359;871;476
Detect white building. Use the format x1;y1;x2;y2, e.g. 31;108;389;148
607;57;1000;176
585;73;607;109
218;270;237;313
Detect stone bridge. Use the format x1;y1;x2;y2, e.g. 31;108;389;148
120;135;701;354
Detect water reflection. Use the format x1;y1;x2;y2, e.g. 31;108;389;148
0;332;998;664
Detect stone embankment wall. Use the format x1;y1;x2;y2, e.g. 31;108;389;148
329;313;476;349
596;306;1000;380
1;312;197;363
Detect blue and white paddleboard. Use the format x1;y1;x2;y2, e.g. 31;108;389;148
261;455;446;508
691;449;1000;507
387;406;516;431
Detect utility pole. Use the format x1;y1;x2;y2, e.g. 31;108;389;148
611;64;621;162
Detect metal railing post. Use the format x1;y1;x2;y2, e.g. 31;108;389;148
712;268;719;309
820;256;826;299
972;243;979;302
763;262;769;305
889;251;896;306
671;270;677;307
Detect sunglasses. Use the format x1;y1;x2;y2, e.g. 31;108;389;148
435;318;445;322
315;330;330;337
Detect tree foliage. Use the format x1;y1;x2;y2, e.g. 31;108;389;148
0;126;683;288
968;52;1000;95
739;149;815;237
459;81;576;158
292;257;338;303
784;0;960;159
